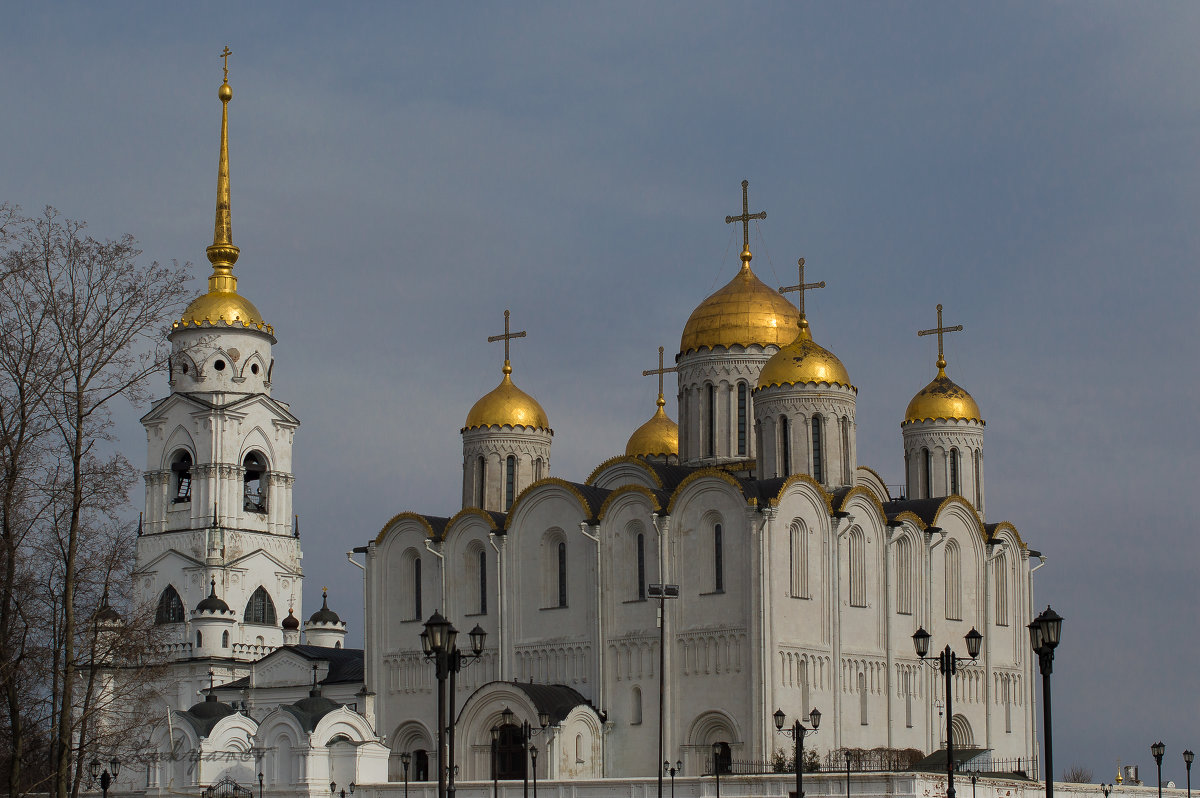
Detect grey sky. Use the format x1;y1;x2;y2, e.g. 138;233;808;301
3;2;1197;783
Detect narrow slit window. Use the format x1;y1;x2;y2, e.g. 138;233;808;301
243;451;267;513
705;384;716;458
714;523;724;592
476;456;486;507
636;533;646;600
557;541;568;607
505;455;516;510
413;556;423;620
171;451;192;503
780;416;790;476
811;415;824;483
923;447;932;498
737;383;747;456
479;549;488;615
950;448;960;494
841;417;851;484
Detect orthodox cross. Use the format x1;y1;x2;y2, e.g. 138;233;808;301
724;179;766;250
208;669;215;692
779;257;825;317
917;303;963;367
311;664;319;689
220;46;232;82
487;309;527;364
641;346;678;399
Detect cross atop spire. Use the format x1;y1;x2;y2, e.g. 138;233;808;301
779;257;825;319
487;309;527;371
641;346;678;405
208;668;216;692
918;303;964;372
220;46;232;83
724;179;767;252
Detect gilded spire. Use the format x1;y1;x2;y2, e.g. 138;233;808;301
206;46;240;293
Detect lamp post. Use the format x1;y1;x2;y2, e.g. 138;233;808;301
648;583;680;798
1184;750;1194;798
845;750;852;798
913;625;984;798
1100;784;1112;798
88;757;121;798
530;746;539;798
491;728;500;798
422;611;487;798
664;760;682;798
500;705;550;798
258;771;264;798
712;742;722;798
1028;607;1063;798
1152;742;1165;798
401;751;411;798
970;772;978;798
774;707;821;798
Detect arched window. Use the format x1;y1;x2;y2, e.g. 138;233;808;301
636;533;646;600
243;451;267;512
841;417;851;485
945;540;962;620
950;448;960;494
476;456;486;506
736;383;748;456
922;447;932;498
904;669;914;728
848;528;866;607
244;586;277;625
557;541;568;607
811;415;824;483
221;630;230;648
779;416;790;476
974;450;982;507
631;686;643;725
575;734;584;763
155;586;185;624
858;671;868;725
534;458;543;482
705;384;716;458
196;630;203;648
413;556;423;620
895;537;914;615
504;455;516;510
170;450;192;503
800;658;811;716
713;523;724;592
479;549;488;615
994;551;1008;626
789;521;809;599
413;750;430;781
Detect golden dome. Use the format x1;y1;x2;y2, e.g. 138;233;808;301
903;366;982;425
680;247;800;355
625;396;679;458
757;319;852;390
464;363;550;431
179;290;267;328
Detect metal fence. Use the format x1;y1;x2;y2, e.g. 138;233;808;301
710;751;1036;778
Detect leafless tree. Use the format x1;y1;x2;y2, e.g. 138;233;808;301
1063;765;1094;783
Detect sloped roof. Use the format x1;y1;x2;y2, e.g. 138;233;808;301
509;682;596;725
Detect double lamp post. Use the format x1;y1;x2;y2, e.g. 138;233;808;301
422;611;487;798
88;757;121;798
912;625;983;798
773;707;821;798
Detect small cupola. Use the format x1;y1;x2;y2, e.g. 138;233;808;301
303;588;347;649
625;346;679;463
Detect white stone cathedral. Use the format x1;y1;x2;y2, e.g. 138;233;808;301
126;61;1041;796
363;186;1039;782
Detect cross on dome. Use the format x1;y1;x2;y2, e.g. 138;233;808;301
724;179;767;252
641;345;678;404
918;303;964;371
779;257;825;319
220;46;232;83
487;309;528;370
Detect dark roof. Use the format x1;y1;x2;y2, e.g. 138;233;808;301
219;646;366;693
911;747;991;772
281;609;301;630
282;687;342;731
178;694;237;737
564;480;612;523
640;462;702;494
422;515;451;539
195;579;231;613
307;590;342;625
740;476;787;507
882;497;948;527
508;682;596;725
94;604;123;624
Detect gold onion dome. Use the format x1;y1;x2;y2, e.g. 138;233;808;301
679;247;800;355
757;318;852;390
463;363;550;431
903;361;982;425
175;56;272;334
625;396;679;458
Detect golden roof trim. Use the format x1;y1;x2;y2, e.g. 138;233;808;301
755;378;857;392
835;485;887;522
985;520;1028;551
768;473;833;513
446;506;504;533
596;484;664;521
506;477;596;524
930;494;988;544
666;469;748;515
854;465;891;498
584;456;664;489
374;511;444;545
889;510;927;531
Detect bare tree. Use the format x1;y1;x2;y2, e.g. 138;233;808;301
0;206;189;798
1063;765;1094;783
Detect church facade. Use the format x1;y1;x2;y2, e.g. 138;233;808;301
363;188;1039;781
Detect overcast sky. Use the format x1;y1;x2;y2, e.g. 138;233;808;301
3;2;1197;784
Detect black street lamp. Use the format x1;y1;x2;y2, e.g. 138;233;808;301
88;757;121;798
500;705;551;798
1152;742;1166;798
1028;607;1062;798
648;582;680;798
1100;784;1112;798
914;625;984;798
530;746;539;798
258;771;264;798
845;750;852;798
400;751;411;798
491;727;501;798
712;742;722;798
422;611;487;798
1184;750;1194;798
774;707;821;798
663;760;682;798
969;772;978;798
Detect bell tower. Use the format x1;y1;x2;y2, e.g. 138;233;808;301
134;49;304;710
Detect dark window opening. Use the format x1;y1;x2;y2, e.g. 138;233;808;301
811;415;824;483
636;533;646;600
221;630;229;647
171;450;192;503
244;586;277;625
737;383;747;456
413;557;423;620
713;742;732;774
214;359;226;371
950;448;960;494
780;416;790;476
494;726;526;780
705;384;716;458
479;549;488;615
505;455;516;510
923;447;932;498
714;523;724;592
243;451;267;513
413;750;429;782
557;541;567;607
155;586;185;624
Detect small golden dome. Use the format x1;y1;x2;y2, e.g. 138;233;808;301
179;290;267;328
680;247;800;355
903;366;982;425
625;397;679;458
757;320;852;390
464;363;550;431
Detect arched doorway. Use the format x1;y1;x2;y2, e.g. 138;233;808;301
713;742;732;774
950;715;974;748
494;724;526;780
